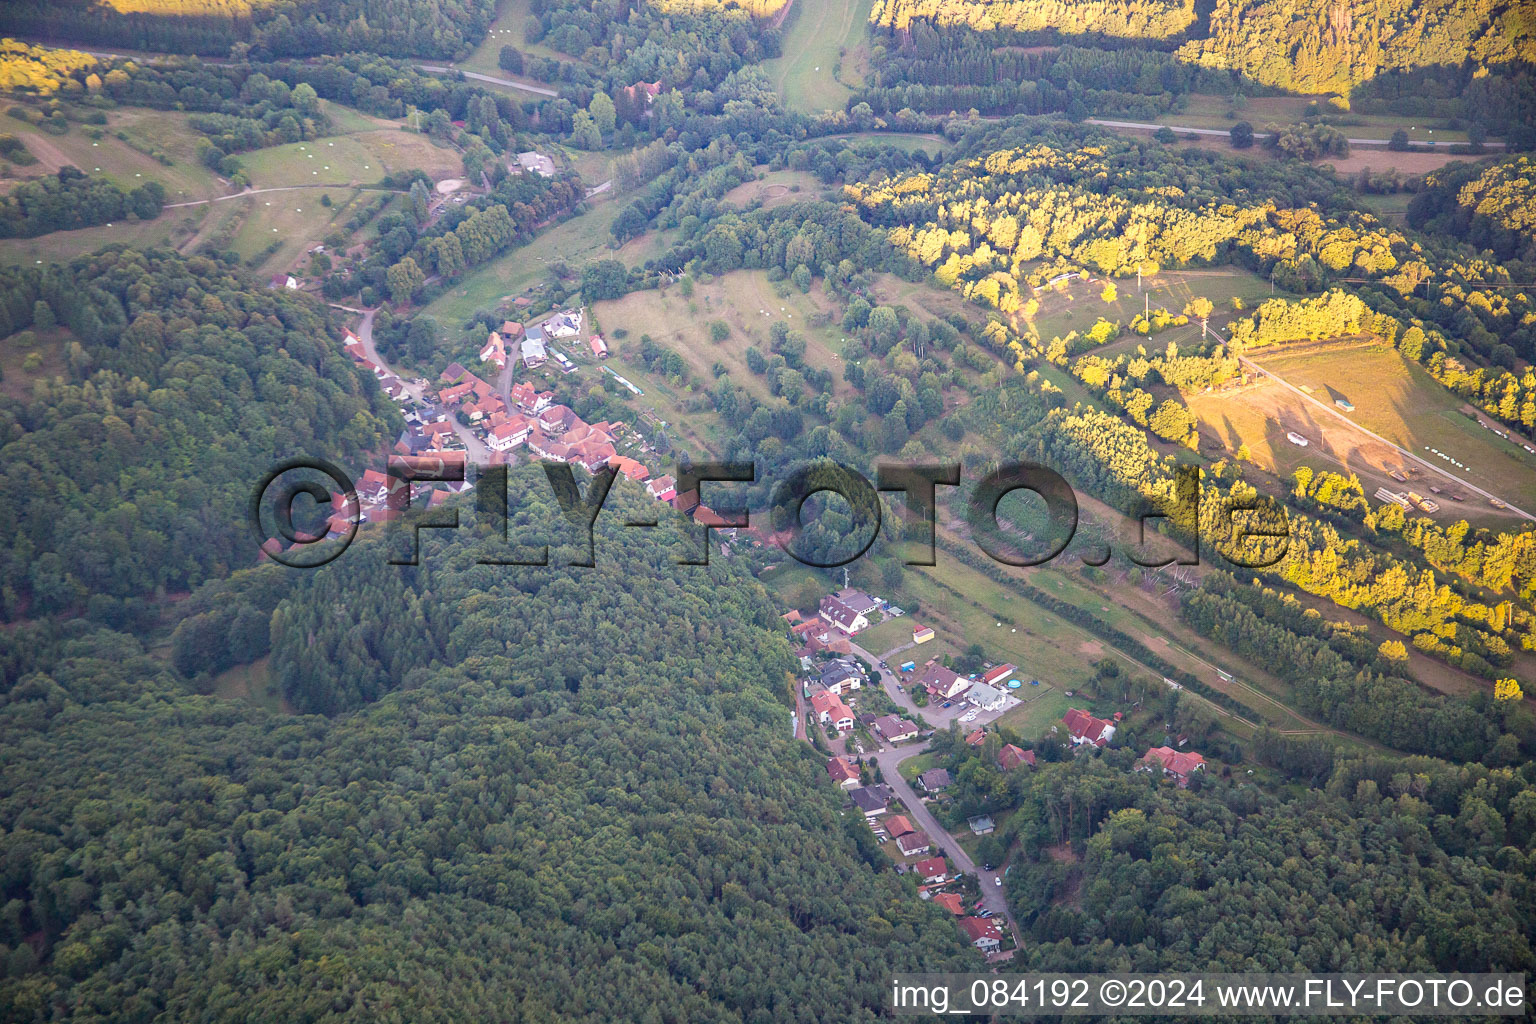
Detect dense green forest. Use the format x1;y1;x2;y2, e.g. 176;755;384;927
1408;156;1536;264
923;734;1536;974
0;0;497;58
0;168;164;238
0;247;396;620
0;479;979;1020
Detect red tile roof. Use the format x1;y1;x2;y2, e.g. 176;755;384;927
999;744;1036;770
933;892;965;916
826;757;860;783
960;916;1003;944
885;815;915;837
914;856;947;880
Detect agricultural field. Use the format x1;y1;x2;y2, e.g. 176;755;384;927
228;187;381;273
592;269;860;406
1190;341;1536;517
765;0;870;113
238;130;462;190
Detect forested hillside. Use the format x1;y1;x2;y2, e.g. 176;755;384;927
0;247;396;621
923;735;1536;973
0;0;496;58
1408;156;1536;265
0;478;978;1020
868;0;1536;98
869;0;1197;38
1179;0;1536;94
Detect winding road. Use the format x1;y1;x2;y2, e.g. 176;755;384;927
340;307;494;461
828;640;1023;947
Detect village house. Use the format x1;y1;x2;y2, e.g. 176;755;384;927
357;468;390;504
499;320;524;340
521;326;548;368
817;657;863;694
479;331;507;369
965;729;987;747
968;815;995;835
818;595;869;635
933;893;965;916
966;682;1007;711
1062;708;1117;748
885;815;915;837
589;334;608;358
835;589;881;617
918;768;951;794
871;715;918;743
487;414;533;452
981;664;1017;688
1138;746;1207;786
999;744;1036;771
512;381;553;414
440;362;470;384
914;663;969;701
608;455;649;484
959;917;1003;952
826;756;860;788
849;785;891;817
914;857;948;884
646;475;677;503
911;624;935;644
896;830;932;857
543;309;582;338
809;691;854;732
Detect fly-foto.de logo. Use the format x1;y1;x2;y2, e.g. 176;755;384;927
250;457;1291;570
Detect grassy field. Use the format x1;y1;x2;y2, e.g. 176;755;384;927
209;657;293;714
830;132;947;156
421;200;626;327
765;0;870;113
856;614;925;655
721;169;827;210
228;187;378;272
239;130;461;189
0;325;70;399
1020;265;1272;350
459;0;585;73
1257;343;1536;512
1188;341;1536;517
593;269;860;406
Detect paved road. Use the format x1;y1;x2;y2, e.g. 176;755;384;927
837;640;1021;943
1086;118;1507;150
868;743;1019;945
345;307;493;461
416;64;559;97
166;185;405;209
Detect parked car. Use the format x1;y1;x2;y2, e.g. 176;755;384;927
978;910;994;918
994;877;1002;886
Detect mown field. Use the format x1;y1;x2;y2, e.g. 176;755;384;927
720;169;827;210
765;0;870;113
1189;342;1536;515
238;130;461;189
421;199;626;327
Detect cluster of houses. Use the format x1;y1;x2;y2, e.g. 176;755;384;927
1059;707;1208;786
816;589;887;635
825;755;1008;956
910;659;1018;713
477;309;583;376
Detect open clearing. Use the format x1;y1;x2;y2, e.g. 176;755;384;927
765;0;869;113
1188;341;1536;516
421;199;627;327
593;269;859;405
721;169;826;210
239;130;461;189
